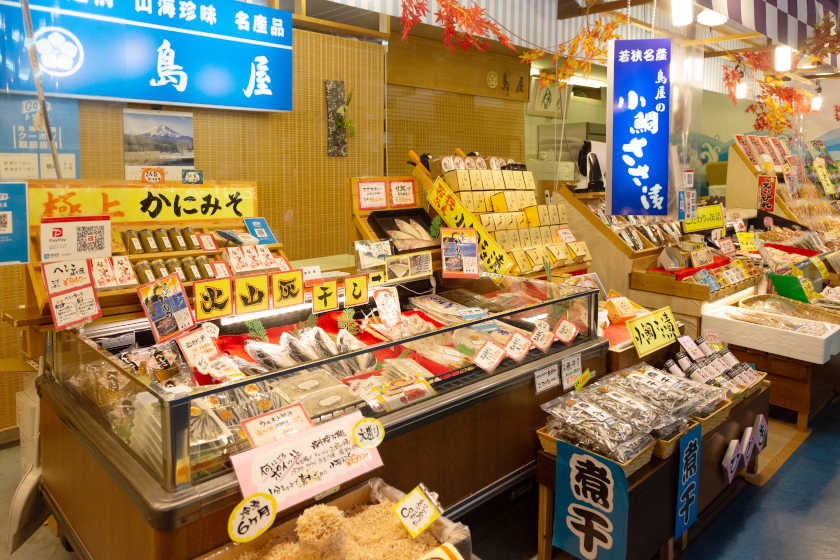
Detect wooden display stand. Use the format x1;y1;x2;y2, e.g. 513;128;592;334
535;383;770;560
724;143;800;223
729;345;840;431
552;183;756;337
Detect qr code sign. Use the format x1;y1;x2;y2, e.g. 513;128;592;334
76;225;105;252
0;212;11;235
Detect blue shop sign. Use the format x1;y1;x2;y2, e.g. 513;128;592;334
0;183;29;265
608;38;671;215
675;423;701;539
0;0;293;112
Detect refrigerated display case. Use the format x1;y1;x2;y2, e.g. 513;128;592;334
37;273;607;559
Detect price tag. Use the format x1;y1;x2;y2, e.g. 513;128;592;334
228;492;277;543
504;332;531;362
240;403;313;448
530;320;554;353
561;353;582;390
393;485;441;538
373;287;402;327
626;306;679;357
682;204;724;232
734;219;746;233
678;335;704;361
302;265;323;284
141;167;165;184
736;232;757;252
533;364;560;394
202;322;219;339
351;417;385;449
717;238;736;257
810;256;830;280
175;328;220;373
573;368;592;391
472;341;506;372
553;319;579;346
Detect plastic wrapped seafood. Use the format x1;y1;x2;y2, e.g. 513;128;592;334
409;294;474;324
720;307;830;335
739;295;840;325
367;313;437;340
541;395;653;463
230;355;271;376
119;341;192;385
579;383;686;440
401;337;471;369
299;327;354;377
336;329;375;372
244;340;298;371
610;364;726;418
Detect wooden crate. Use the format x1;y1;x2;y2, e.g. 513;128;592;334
536;426;654;478
696;399;733;436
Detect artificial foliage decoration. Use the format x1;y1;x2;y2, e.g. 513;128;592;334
520;17;620;90
746;76;812;134
245;319;268;342
337;308;360;334
400;0;514;52
429;215;442;239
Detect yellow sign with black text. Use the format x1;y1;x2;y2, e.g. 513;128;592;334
195;278;233;321
626;306;680;357
271;270;304;309
682;204;724;233
234;274;271;315
312;280;339;314
344;274;369;307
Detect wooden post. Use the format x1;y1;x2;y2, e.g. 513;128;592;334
537;484;554;560
294;0;306;15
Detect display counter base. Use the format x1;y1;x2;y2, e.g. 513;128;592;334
535;384;769;560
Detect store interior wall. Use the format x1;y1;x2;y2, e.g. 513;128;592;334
0;29;385;363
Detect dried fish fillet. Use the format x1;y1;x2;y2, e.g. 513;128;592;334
336;329;375;372
244;341;297;371
409;219;433;240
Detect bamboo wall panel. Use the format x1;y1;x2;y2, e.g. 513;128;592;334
386;85;525;182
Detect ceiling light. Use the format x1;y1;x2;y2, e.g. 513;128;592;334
812;80;823;111
697;9;727;26
735;81;747;99
672;0;693;26
775;45;792;72
567;75;607;88
530;66;540;77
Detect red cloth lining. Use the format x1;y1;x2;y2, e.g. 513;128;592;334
648;255;731;282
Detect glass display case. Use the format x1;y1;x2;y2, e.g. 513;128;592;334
46;273;598;492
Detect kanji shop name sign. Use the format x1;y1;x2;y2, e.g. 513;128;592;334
554;441;628;560
27;182;257;224
230;411;383;512
607;38;671;216
675;423;701;539
0;0;292;111
625;306;679;358
427;177;513;275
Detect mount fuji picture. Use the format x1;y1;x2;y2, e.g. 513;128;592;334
123;109;194;179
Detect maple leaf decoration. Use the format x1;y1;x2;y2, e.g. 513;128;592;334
400;0;515;52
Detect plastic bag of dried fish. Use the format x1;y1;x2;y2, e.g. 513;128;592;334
336;329;376;372
579;381;687;440
244;340;298;371
541;395;653;463
299;327;355;378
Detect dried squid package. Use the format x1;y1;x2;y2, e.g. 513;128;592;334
541;395;653;463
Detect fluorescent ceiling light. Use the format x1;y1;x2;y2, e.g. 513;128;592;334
775;45;792;72
530;66;540;77
672;0;693;26
812;95;823;111
568;75;606;88
735;81;747;99
697;9;727;26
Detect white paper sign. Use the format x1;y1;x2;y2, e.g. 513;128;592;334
40;216;111;262
41;259;92;295
49;285;101;331
561;353;582;389
534;364;560;394
302;265;323;284
504;332;531;362
202;322;220;339
241;403;313;448
530;320;554;353
373;287;402;327
389;179;416;207
231;411;383;512
175;328;219;373
358;180;388;210
473;340;506;372
554;319;579;346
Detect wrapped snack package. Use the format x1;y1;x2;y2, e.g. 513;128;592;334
541;395;653;463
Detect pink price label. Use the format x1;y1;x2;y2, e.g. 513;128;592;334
504;332;531;362
530;321;554;353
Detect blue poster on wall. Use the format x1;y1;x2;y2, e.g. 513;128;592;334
675;423;702;539
607;38;671;215
0;94;80;179
0;183;30;265
0;0;293;112
554;440;628;560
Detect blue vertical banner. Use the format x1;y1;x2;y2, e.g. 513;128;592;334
0;182;30;265
554;441;628;560
607;38;671;215
0;94;80;179
675;423;702;539
0;0;293;111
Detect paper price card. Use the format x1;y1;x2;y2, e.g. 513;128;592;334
175;328;220;373
344;274;369;308
388;179;416;208
554;319;579;346
272;270;304;308
302;265;323;285
194;278;233;322
351;417;385;449
41;259;93;295
241;403;313;448
561;353;582;390
533;364;560;394
530;320;554;353
393;485;441;538
504;332;531;362
357;179;388;210
373;287;401;327
231;411;383;511
141;167;165;184
473;341;506;373
227;492;277;544
234;274;271;315
312;280;339;314
49;285;102;331
736;232;757;252
717;238;736;257
626;306;679;358
810;257;830;280
573;369;592;391
682;204;724;233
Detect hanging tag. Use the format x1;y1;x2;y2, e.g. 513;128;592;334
393;485;441;538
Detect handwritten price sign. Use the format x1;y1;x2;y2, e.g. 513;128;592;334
626;306;680;357
393;485;441;537
682;204;724;233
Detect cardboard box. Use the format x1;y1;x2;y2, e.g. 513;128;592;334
198;479;472;560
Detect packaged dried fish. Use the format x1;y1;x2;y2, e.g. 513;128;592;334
244;340;298;371
299;385;362;418
336;329;376;372
229;355;271;376
541;395;653;463
580;383;686;440
299;327;353;378
720;307;830;336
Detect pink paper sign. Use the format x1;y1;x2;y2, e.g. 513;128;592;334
231;411;383;510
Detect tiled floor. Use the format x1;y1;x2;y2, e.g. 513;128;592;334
4;399;839;559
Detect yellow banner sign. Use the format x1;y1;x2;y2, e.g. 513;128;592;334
736;232;757;252
272;270;304;309
344;274;369;307
427;177;514;274
312;280;339;314
626;306;680;357
814;160;835;195
683;204;725;233
195;278;233;321
27;181;257;225
234;274;271;315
